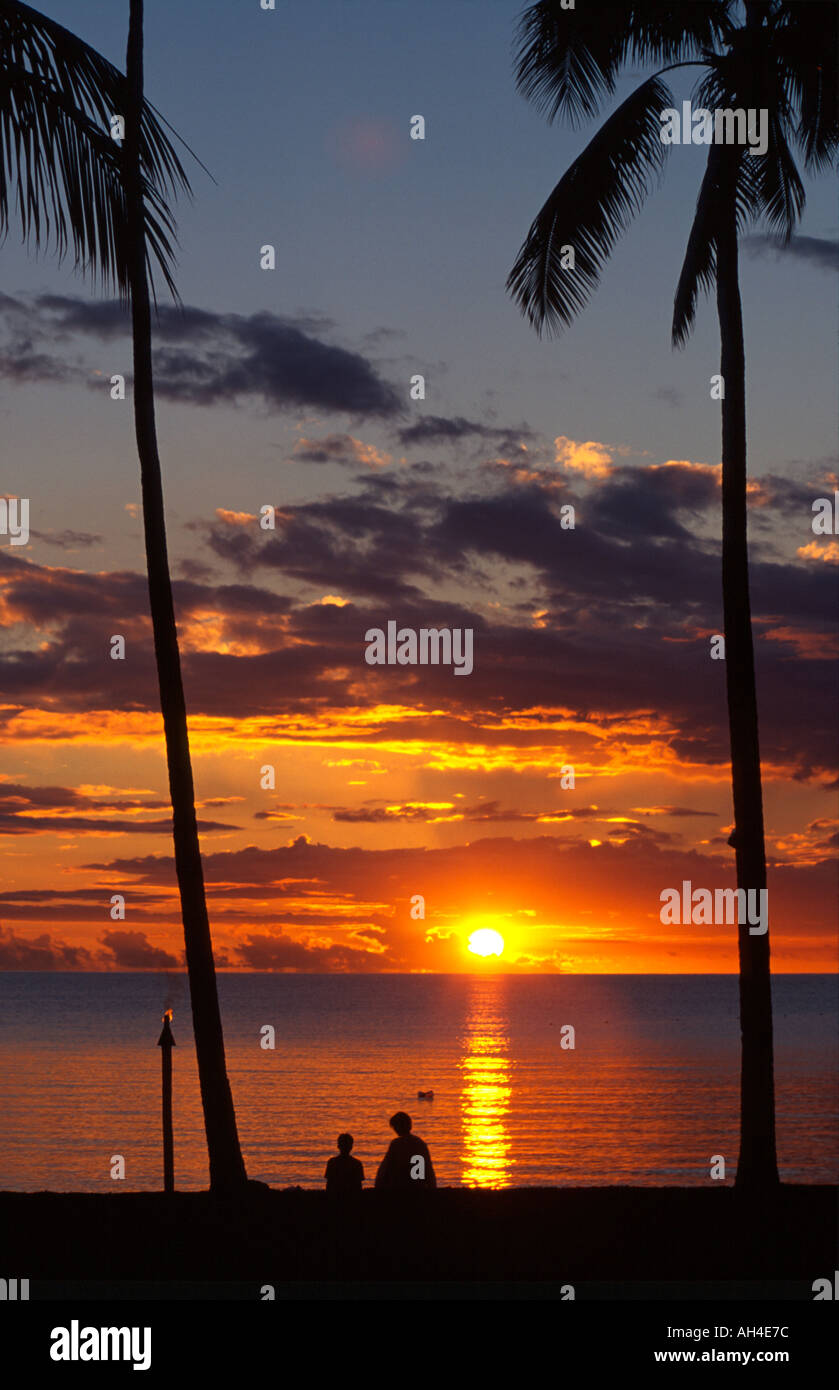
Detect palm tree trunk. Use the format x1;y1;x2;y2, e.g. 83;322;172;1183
123;0;247;1193
716;160;778;1191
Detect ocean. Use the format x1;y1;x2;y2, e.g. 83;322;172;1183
0;972;835;1191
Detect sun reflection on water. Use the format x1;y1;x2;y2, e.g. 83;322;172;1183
459;977;512;1188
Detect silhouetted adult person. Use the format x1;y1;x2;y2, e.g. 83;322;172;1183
375;1111;437;1190
325;1132;364;1196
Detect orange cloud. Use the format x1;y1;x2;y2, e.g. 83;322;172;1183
797;540;839;564
553;436;614;478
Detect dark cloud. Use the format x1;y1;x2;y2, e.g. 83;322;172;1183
653;386;683;408
176;557;215;581
0;782;237;836
0;812;235;835
577;462;719;541
331;799;614;825
0;885;187;924
0;293;402;417
744;234;839;272
331;803;445;823
205;498;431;599
290;433;388;466
30;529;102;550
293;435;358;463
100;930;180;970
1;449;837;782
397;414;534;451
0;350;71;384
0;924;94;969
360;325;405;348
236;931;382;972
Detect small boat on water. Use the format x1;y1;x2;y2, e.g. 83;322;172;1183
417;1089;434;1100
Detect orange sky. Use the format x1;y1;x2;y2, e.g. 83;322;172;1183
1;512;836;974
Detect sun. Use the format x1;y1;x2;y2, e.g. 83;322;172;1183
467;928;505;958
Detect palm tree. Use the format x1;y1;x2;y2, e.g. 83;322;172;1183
123;0;247;1194
1;0;247;1191
507;1;837;1191
122;0;246;1194
1;0;183;293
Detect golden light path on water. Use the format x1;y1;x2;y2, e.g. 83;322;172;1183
459;976;512;1188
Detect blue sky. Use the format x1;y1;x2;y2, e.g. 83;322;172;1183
2;0;836;560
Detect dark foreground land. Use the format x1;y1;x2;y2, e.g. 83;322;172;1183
2;1186;836;1293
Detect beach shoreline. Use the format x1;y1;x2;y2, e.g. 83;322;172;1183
2;1185;834;1290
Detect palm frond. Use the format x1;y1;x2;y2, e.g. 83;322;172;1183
507;74;672;336
672;145;724;348
773;0;839;171
623;0;734;66
756;115;805;238
696;58;805;240
513;0;730;127
0;0;192;298
671;140;762;347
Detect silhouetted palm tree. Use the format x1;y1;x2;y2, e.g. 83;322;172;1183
122;0;246;1194
1;0;182;292
122;1;247;1194
1;0;247;1191
507;1;837;1191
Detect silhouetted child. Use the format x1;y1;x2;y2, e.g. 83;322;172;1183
325;1132;364;1196
375;1111;437;1190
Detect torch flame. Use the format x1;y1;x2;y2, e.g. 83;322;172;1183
163;1009;173;1022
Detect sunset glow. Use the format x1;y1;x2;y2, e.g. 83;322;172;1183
468;929;505;959
0;0;834;986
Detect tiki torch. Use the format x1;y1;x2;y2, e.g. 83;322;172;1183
157;1009;176;1193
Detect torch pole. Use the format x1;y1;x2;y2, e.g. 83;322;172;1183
157;1012;176;1193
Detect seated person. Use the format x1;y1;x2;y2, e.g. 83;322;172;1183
325;1132;364;1195
375;1111;437;1190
